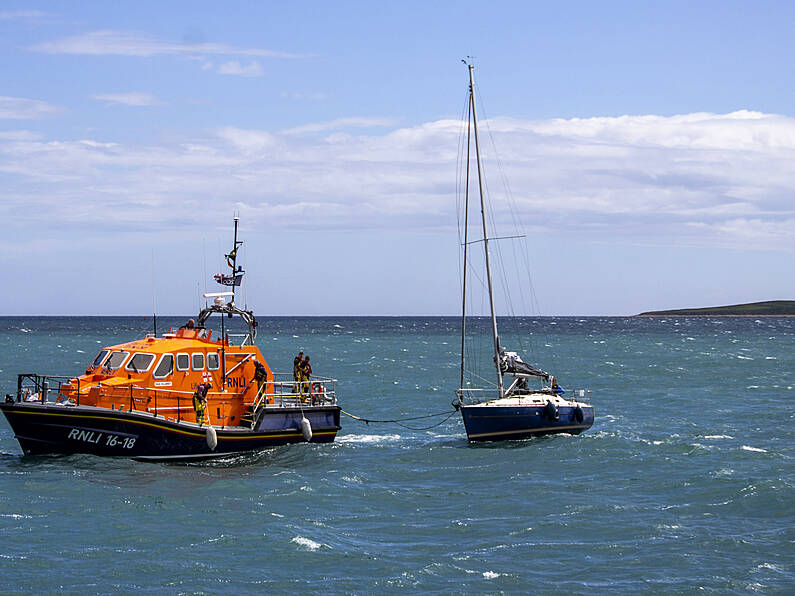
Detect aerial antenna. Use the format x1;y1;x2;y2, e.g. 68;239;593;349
151;248;157;336
202;237;208;308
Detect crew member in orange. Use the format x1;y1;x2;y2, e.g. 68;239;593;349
253;358;267;395
293;351;303;394
300;355;312;398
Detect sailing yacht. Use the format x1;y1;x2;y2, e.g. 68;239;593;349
454;62;594;441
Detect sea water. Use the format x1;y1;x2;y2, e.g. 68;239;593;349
0;316;792;594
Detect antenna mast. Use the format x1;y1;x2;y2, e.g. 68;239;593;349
228;216;243;304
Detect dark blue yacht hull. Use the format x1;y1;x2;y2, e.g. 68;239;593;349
460;403;594;442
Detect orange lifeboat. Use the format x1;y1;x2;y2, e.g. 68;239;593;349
0;218;341;460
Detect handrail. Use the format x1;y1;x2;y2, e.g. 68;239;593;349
226;333;251;347
225;352;255;377
456;386;591;405
16;373;338;416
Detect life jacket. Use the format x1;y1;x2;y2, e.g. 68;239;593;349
193;383;209;410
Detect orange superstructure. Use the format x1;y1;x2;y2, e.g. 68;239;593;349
59;325;274;427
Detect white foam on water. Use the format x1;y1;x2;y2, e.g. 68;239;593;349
705;435;733;439
742;445;767;453
483;571;500;579
712;468;735;477
291;536;322;550
270;512;285;518
337;433;401;444
333;324;342;328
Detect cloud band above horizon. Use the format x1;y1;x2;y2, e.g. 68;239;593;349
1;109;793;251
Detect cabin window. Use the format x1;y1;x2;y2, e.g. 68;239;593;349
125;352;155;373
191;353;205;370
176;353;190;371
91;350;109;368
153;354;174;378
105;351;129;370
207;352;219;371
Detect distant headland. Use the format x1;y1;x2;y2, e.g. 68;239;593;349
635;300;795;317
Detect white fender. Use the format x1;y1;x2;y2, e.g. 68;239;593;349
206;425;218;450
300;417;313;442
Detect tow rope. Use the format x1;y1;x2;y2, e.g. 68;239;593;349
340;408;459;431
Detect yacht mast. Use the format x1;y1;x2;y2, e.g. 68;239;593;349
460;96;472;389
467;63;504;398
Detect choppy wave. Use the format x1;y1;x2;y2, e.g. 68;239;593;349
0;315;792;593
291;536;323;550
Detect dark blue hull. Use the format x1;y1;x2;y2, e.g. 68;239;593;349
460;403;594;442
0;402;341;461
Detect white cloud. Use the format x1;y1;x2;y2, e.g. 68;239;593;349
215;60;263;77
1;111;793;251
90;92;164;106
30;30;302;59
216;127;280;153
0;96;59;119
527;110;795;151
0;130;42;140
0;10;53;21
282;117;398;135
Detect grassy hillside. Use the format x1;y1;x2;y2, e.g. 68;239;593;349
636;300;795;317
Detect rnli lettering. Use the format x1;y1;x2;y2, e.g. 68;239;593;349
67;428;137;449
67;428;101;443
226;376;245;389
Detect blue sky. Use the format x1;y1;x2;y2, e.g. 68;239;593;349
1;1;793;315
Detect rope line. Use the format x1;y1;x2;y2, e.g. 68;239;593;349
340;408;459;431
